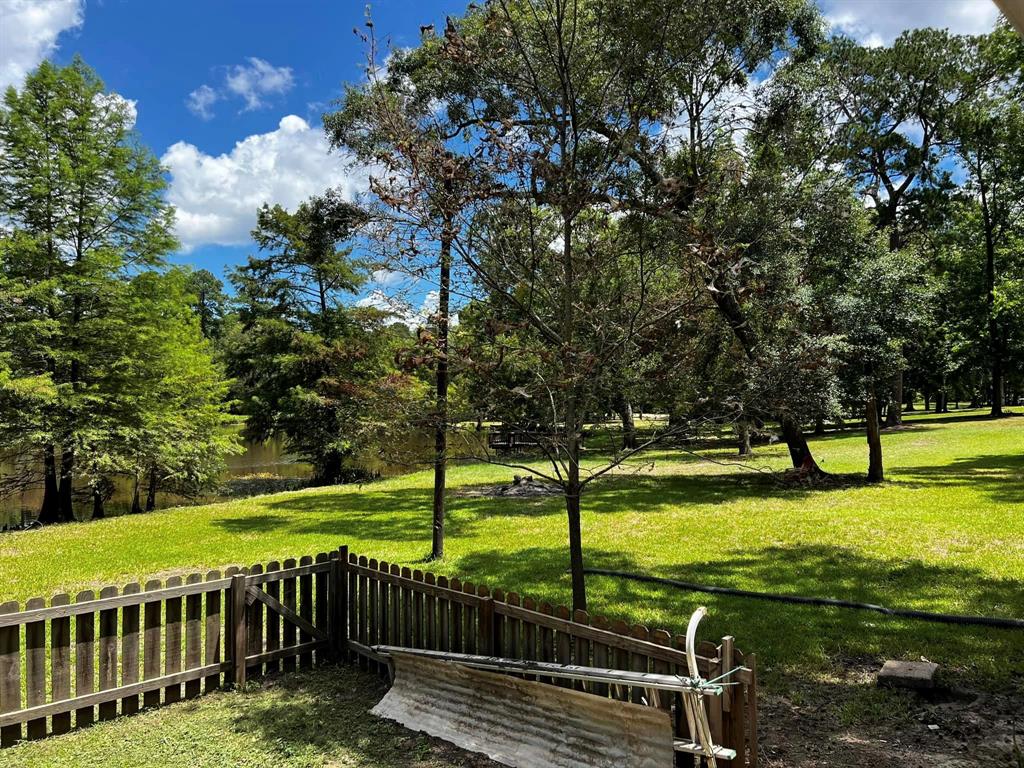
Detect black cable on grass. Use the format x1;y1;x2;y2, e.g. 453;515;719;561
583;568;1024;630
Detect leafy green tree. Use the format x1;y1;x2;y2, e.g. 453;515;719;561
227;193;412;484
945;24;1024;416
0;58;176;523
184;269;230;340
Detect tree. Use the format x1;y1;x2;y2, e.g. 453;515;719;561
227;192;412;484
0;58;176;523
945;25;1024;416
184;269;230;340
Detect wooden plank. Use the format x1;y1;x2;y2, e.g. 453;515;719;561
345;562;489;606
282;558;298;674
0;663;228;728
246;564;264;679
554;605;572;688
673;633;690;744
244;561;330;585
264;561;281;674
97;586;119;721
121;583;141;716
573;609;591;693
204;571;222;693
478;588;494;657
346;552;358;663
748;653;759;768
184;574;203;699
491;588;505;657
299;557;313;671
246;587;326;641
368;559;380;674
539;602;555;684
24;597;46;738
400;566;413;649
591;616;610;698
389;564;400;650
50;594;72;735
437;575;450;652
412;570;425;649
315;552;330;665
611;619;631;700
230;574;247;688
494;600;711;673
357;556;369;670
0;579;231;628
143;580;162;709
462;582;477;655
424;572;437;651
506;593;521;665
450;577;463;653
708;649;724;746
244;640;326;667
650;629;672;713
522;597;538;681
629;624;650;704
0;601;21;746
75;591;96;728
164;576;183;704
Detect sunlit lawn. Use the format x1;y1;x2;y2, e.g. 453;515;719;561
2;408;1021;695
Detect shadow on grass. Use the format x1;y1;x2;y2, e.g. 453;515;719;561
896;452;1024;504
227;667;495;767
448;543;1024;693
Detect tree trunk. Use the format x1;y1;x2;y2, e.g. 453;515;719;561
923;392;930;412
866;385;884;483
130;475;142;514
904;389;915;411
145;467;158;512
38;445;62;524
813;415;825;436
737;419;753;456
886;371;903;427
431;224;453;561
57;447;75;522
979;171;1004;417
615;396;637;450
780;416;823;476
92;487;105;520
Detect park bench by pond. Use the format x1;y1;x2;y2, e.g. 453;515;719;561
0;545;759;766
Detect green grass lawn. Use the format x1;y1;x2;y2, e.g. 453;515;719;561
0;666;495;768
2;408;1022;697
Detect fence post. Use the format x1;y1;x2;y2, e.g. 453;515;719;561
478;597;495;656
230;573;247;688
333;545;349;660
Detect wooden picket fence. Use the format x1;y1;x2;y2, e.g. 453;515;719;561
0;545;759;765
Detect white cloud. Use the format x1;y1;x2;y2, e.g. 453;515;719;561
225;57;294;111
0;0;83;92
820;0;1000;44
186;84;218;120
186;57;294;119
162;114;368;250
371;269;405;288
94;92;137;129
356;288;442;328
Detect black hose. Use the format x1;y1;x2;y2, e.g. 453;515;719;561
583;568;1024;630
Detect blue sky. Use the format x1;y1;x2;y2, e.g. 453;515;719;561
0;0;1002;309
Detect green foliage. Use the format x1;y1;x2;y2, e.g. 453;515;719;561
0;58;233;519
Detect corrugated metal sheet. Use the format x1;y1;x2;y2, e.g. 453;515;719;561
372;651;674;768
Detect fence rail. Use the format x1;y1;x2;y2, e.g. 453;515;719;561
0;545;758;765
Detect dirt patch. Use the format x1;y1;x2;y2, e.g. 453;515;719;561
759;667;1023;767
455;475;562;499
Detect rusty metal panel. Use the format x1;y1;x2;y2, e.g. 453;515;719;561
373;651;674;768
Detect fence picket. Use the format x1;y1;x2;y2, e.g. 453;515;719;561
143;580;162;709
357;557;369;669
314;553;329;665
401;567;413;649
121;583;140;716
50;594;72;735
591;616;610;697
185;574;203;699
282;558;298;674
450;577;462;653
572;609;590;692
389;564;400;647
0;600;20;746
247;564;264;679
74;591;95;728
555;605;572;688
462;581;476;655
436;575;449;652
164;577;183;704
204;571;222;693
25;597;46;738
299;556;314;670
265;561;281;674
412;571;425;649
98;586;119;721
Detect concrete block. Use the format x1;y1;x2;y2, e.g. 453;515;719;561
877;660;939;690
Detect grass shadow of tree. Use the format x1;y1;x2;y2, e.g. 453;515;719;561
895;453;1024;504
